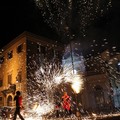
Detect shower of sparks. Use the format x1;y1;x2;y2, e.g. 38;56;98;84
34;0;112;37
23;53;84;119
19;37;120;119
1;35;120;120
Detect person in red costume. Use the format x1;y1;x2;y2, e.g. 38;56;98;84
13;91;24;120
62;92;71;116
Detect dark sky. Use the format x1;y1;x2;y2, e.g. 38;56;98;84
0;0;120;55
0;0;58;48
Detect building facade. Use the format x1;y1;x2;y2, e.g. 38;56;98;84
61;42;112;113
0;32;118;114
80;50;113;113
107;52;120;108
0;31;62;107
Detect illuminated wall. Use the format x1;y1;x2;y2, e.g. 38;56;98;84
0;32;62;107
62;42;85;74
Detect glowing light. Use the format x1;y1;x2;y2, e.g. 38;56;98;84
92;113;97;117
118;62;120;66
71;75;83;94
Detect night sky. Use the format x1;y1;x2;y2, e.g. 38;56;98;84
0;0;59;48
0;0;120;55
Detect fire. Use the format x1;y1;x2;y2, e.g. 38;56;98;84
71;75;83;94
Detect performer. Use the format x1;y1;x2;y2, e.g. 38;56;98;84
62;92;71;116
13;91;24;120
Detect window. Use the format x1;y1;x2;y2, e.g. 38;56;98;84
7;51;13;59
48;48;55;59
17;44;23;53
0;56;4;64
0;79;3;87
16;71;22;83
41;46;46;54
37;44;41;53
0;97;2;102
50;48;54;56
7;95;12;106
8;74;12;84
94;85;104;108
57;51;62;60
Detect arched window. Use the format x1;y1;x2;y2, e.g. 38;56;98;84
94;85;105;109
7;95;12;106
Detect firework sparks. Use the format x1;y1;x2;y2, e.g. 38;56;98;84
34;0;111;37
24;52;84;119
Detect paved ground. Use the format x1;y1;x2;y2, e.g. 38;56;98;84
6;116;120;120
5;114;120;120
96;116;120;120
47;115;120;120
42;115;120;120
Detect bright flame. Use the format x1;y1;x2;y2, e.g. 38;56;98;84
92;113;97;117
71;75;83;94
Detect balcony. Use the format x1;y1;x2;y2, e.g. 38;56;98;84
1;84;16;96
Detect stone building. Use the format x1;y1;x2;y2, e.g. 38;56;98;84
106;52;120;108
0;31;118;114
80;50;117;113
0;31;62;107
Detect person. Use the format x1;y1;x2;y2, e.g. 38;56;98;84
62;92;71;116
13;91;24;120
55;101;61;118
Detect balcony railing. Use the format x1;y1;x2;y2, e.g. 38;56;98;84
1;84;16;96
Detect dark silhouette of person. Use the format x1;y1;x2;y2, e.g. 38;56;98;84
55;101;61;118
13;91;24;120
